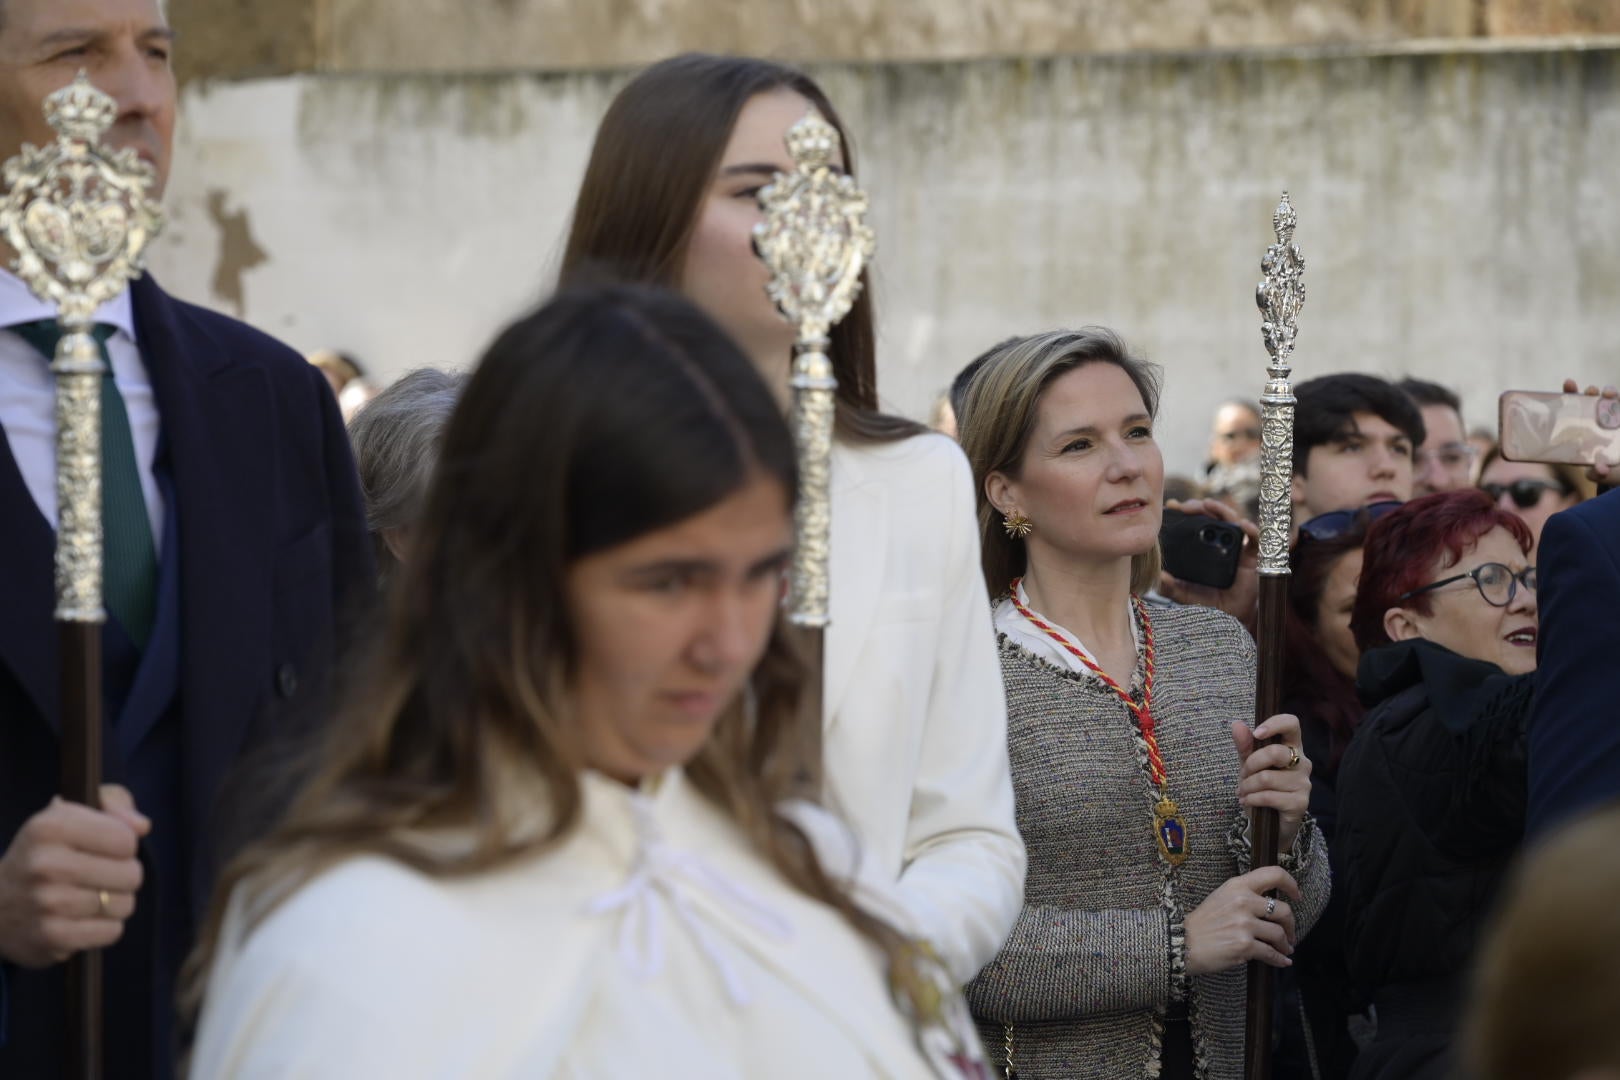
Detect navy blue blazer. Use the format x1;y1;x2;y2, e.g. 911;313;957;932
1528;487;1620;838
0;275;372;1079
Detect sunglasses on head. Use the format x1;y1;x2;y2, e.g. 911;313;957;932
1296;500;1403;544
1480;479;1563;510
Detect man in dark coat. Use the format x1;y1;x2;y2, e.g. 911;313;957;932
0;2;372;1076
1528;486;1620;836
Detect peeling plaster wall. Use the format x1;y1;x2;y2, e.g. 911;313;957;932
148;44;1620;476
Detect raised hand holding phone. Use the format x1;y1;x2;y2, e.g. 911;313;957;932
1158;497;1260;630
1498;381;1620;491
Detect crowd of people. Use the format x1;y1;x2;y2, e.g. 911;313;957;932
0;3;1617;1079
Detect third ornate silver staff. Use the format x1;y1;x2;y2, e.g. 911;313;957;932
1243;190;1305;1080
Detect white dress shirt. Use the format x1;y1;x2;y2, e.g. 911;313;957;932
0;269;164;547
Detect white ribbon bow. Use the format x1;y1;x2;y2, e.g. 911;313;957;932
586;792;793;1007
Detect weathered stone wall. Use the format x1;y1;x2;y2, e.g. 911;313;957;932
148;43;1620;475
168;0;319;83
171;0;1620;82
317;0;1620;72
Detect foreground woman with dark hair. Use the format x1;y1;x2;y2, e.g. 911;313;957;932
1338;490;1539;1080
186;286;987;1077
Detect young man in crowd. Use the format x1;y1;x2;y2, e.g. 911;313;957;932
1292;373;1427;518
1400;377;1476;495
1161;374;1424;624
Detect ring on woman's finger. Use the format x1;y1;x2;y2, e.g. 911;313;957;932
97;890;111;918
1263;896;1277;920
1284;746;1300;770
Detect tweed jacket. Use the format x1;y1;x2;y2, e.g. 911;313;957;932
966;603;1330;1080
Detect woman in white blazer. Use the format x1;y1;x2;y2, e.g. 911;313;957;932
187;285;989;1077
559;52;1025;984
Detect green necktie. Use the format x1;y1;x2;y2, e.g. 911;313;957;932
14;319;158;649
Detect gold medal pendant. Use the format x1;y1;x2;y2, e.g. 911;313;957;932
1154;796;1189;866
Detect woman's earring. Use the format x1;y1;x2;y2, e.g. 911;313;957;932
1002;512;1033;539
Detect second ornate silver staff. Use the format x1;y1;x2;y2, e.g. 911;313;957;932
752;108;876;795
1243;191;1305;1080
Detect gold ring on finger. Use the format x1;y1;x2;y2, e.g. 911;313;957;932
97;889;111;918
1285;746;1300;770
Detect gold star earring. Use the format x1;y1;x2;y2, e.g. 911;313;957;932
1002;512;1033;539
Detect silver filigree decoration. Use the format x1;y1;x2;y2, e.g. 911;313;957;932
0;73;165;619
1254;192;1304;577
753;107;876;627
52;335;104;621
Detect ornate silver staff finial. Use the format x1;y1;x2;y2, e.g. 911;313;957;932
0;72;164;619
1253;191;1304;577
753;107;875;626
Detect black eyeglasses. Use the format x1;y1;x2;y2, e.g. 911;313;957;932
1480;479;1563;510
1397;562;1537;608
1297;500;1403;544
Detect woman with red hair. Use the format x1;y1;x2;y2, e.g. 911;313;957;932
1334;490;1538;1080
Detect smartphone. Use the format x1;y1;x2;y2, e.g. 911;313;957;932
1498;391;1620;467
1159;509;1243;590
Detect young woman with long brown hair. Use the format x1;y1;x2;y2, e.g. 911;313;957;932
558;53;1025;984
185;285;990;1077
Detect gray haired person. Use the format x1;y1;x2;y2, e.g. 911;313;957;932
347;368;466;585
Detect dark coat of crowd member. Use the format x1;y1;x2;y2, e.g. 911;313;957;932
1527;485;1620;835
0;3;371;1077
1274;505;1396;1080
1336;491;1538;1080
958;329;1329;1080
1464;803;1620;1080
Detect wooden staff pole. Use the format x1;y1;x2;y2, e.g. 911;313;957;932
1243;192;1305;1080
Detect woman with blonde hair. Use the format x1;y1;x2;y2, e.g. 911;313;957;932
186;285;987;1077
956;328;1329;1079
